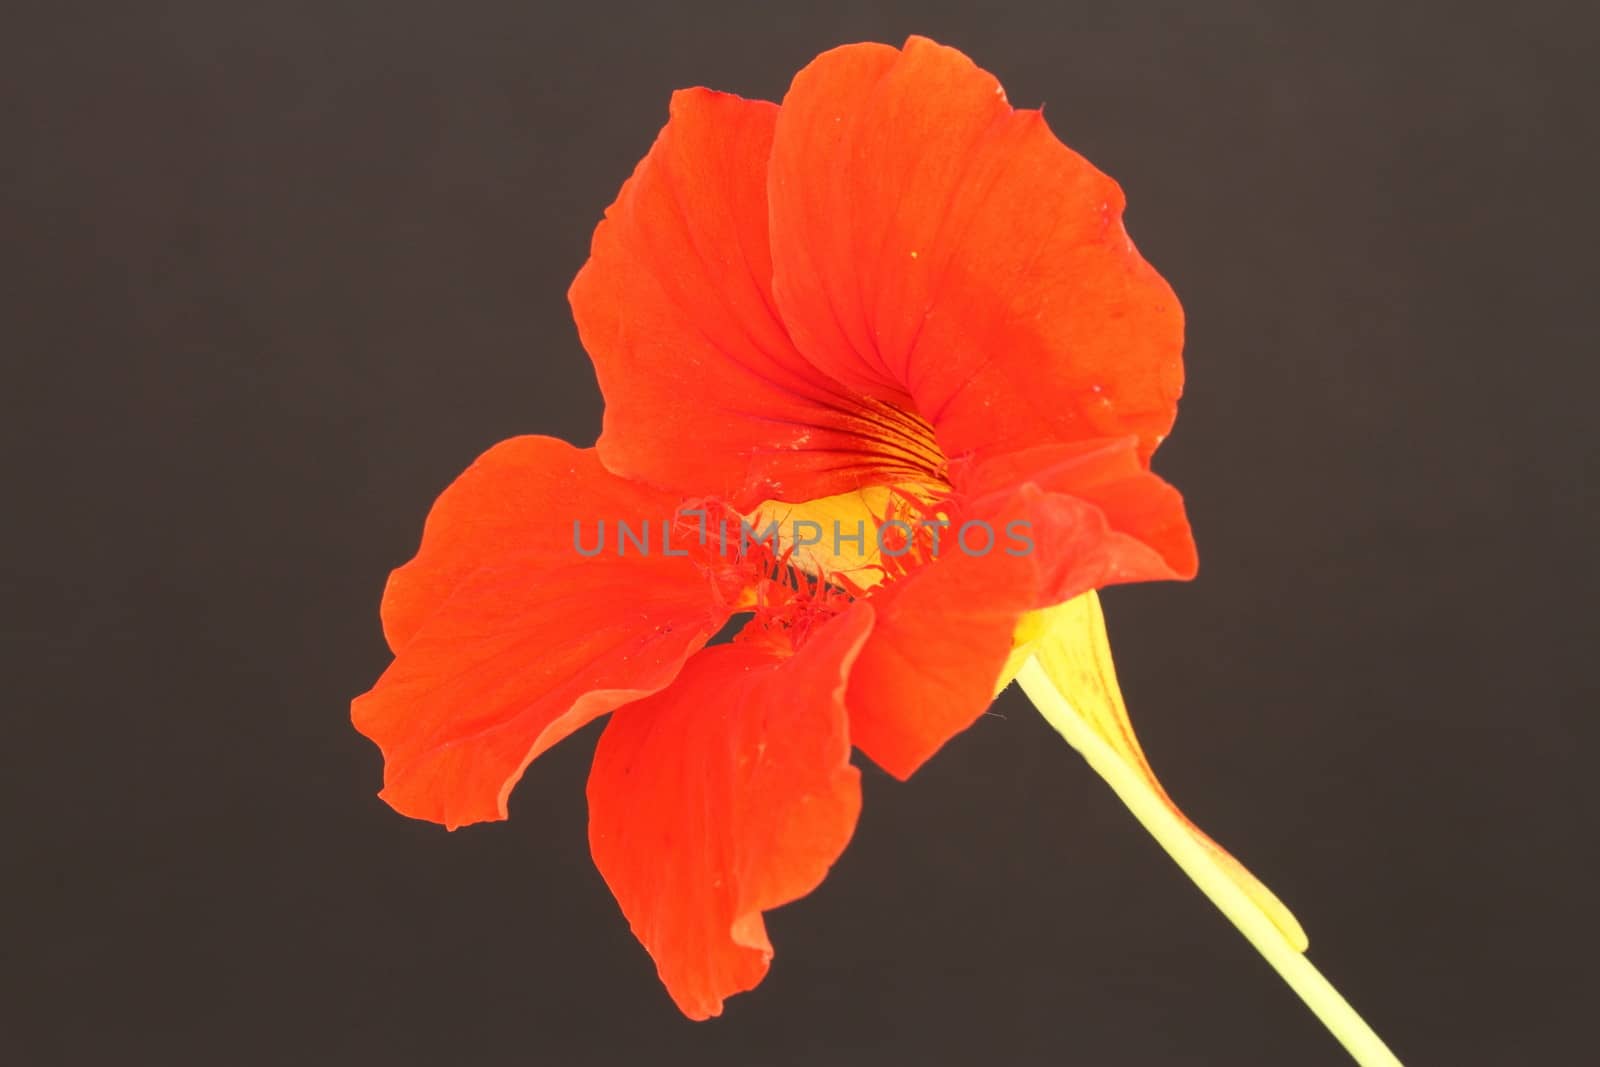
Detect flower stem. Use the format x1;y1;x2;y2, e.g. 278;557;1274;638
1015;656;1403;1067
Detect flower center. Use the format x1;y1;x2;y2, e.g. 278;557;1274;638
678;487;959;657
744;394;954;586
678;399;960;655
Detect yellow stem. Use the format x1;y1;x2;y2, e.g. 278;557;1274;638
1016;656;1403;1067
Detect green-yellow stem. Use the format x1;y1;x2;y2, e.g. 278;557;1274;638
1016;655;1403;1067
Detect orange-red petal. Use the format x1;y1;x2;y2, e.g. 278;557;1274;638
352;437;728;829
846;444;1194;779
571;88;928;509
587;605;874;1019
767;36;1184;466
954;437;1199;592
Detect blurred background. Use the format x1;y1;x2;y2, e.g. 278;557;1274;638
5;2;1595;1063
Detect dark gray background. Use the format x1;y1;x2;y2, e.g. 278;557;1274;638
6;2;1596;1064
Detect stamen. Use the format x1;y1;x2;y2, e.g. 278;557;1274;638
675;497;861;655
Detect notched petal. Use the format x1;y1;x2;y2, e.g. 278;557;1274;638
352;438;730;830
587;605;874;1018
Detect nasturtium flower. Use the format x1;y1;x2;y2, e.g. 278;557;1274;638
354;36;1296;1022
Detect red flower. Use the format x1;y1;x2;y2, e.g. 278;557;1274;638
354;36;1196;1019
